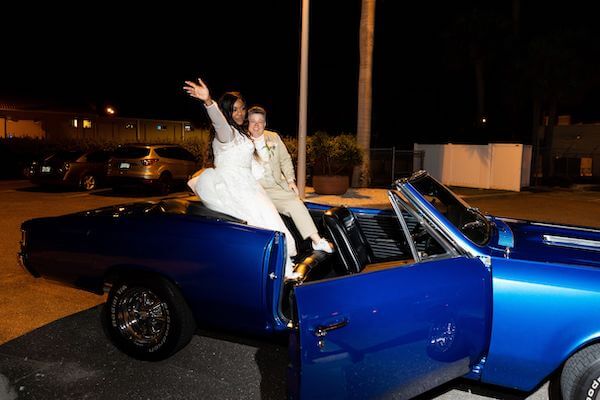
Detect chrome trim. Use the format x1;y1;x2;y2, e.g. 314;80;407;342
543;234;600;251
477;255;492;269
534;222;600;233
387;191;421;262
20;228;26;248
17;251;25;269
471;357;487;377
388;191;459;260
114;287;169;348
315;318;349;337
396;184;483;259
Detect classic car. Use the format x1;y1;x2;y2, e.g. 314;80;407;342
18;171;600;399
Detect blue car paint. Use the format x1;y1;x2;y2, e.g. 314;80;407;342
502;220;600;268
21;173;600;398
105;215;289;334
398;177;600;391
482;257;600;390
26;210;290;335
489;217;514;249
293;256;492;400
263;231;289;332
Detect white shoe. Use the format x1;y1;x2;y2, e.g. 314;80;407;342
312;238;334;253
285;271;302;281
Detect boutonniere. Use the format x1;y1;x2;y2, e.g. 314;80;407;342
263;140;277;156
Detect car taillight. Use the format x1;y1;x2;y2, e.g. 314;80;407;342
141;158;159;166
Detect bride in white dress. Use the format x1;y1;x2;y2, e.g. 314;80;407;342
183;78;298;278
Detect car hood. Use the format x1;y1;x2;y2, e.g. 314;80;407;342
496;218;600;268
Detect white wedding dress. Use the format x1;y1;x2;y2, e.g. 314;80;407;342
187;103;297;275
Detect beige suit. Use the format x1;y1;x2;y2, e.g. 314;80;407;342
255;130;318;239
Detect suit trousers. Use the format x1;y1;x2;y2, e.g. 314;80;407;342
263;185;318;240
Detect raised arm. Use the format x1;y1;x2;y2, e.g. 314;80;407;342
183;78;234;143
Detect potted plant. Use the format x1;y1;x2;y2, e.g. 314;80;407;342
307;131;363;195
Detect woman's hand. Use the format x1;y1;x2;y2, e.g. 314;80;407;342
183;78;213;105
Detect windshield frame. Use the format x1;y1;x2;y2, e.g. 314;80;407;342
387;190;460;262
396;171;492;255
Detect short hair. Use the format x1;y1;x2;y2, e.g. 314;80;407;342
247;105;267;122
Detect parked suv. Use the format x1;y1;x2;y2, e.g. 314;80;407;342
108;144;198;194
28;149;112;191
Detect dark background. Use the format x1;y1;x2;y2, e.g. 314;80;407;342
1;1;599;149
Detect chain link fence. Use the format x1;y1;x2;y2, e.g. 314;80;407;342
369;148;425;187
531;146;599;185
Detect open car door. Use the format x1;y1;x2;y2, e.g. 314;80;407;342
289;192;492;399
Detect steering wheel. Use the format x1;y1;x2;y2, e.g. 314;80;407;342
459;219;485;232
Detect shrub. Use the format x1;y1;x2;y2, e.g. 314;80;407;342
307;131;363;176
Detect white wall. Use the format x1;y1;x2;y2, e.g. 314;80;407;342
414;143;531;191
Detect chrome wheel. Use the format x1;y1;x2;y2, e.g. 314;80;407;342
104;277;195;360
114;287;170;348
81;175;96;190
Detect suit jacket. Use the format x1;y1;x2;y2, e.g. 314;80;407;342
257;130;295;191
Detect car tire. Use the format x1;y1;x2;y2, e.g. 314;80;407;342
560;343;600;400
80;174;97;191
102;275;196;361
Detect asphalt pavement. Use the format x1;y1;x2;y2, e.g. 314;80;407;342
0;306;547;400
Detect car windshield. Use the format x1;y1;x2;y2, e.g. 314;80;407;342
405;173;491;246
44;151;84;162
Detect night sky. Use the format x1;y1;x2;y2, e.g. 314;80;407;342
1;1;599;149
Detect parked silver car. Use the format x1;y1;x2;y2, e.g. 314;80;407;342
108;144;198;194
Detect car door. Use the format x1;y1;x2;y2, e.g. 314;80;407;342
289;193;492;399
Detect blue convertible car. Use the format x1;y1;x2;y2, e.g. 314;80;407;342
19;171;600;399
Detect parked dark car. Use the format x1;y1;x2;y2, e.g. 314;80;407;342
28;149;112;191
18;171;600;399
107;144;198;194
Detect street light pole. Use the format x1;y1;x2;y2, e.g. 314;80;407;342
297;0;310;199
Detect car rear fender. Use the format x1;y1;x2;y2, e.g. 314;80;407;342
103;264;183;296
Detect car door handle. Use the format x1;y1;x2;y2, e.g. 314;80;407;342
314;318;349;338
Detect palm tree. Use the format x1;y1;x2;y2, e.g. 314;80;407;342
353;0;375;187
442;6;511;130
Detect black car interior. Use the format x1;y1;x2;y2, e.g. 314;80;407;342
155;198;442;283
322;207;374;274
